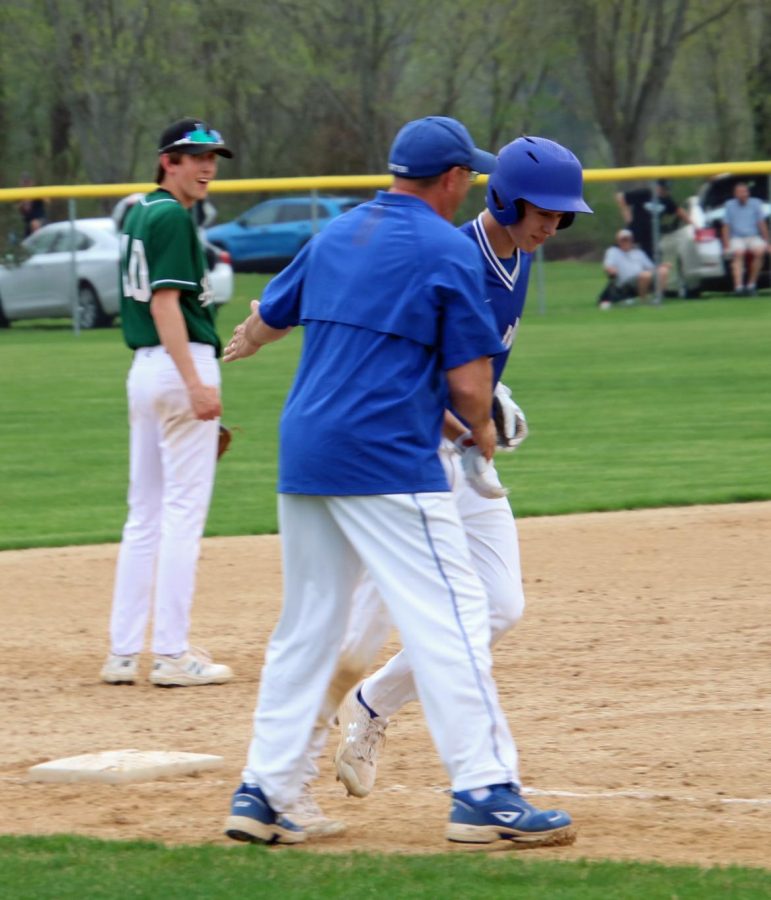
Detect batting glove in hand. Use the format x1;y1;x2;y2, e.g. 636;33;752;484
454;432;509;499
493;382;528;452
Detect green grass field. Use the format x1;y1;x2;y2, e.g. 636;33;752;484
1;835;770;899
1;262;770;549
2;263;771;896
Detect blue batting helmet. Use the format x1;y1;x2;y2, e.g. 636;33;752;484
486;136;593;230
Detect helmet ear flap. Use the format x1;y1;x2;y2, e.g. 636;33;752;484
488;185;522;226
557;211;575;230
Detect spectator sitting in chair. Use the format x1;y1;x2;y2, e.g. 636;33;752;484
721;182;769;297
599;229;668;309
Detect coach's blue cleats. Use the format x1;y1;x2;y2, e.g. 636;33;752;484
225;784;305;845
446;784;575;846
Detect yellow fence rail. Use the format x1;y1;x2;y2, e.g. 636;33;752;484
1;161;771;203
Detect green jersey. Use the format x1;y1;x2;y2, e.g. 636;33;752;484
119;189;221;355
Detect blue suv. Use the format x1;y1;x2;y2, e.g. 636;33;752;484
206;195;364;272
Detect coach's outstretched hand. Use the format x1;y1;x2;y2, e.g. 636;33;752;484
224;299;294;362
224;300;263;362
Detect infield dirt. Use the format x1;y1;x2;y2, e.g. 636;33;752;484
2;502;769;868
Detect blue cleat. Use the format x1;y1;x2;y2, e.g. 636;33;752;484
225;784;306;845
447;784;575;846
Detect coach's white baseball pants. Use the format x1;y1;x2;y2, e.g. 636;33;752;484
361;446;523;718
299;444;524;784
109;344;219;656
243;490;518;810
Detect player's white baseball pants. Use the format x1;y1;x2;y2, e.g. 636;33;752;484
359;445;523;718
109;344;219;656
242;490;519;810
299;443;524;783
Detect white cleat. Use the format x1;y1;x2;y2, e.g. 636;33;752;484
334;685;387;798
100;653;139;685
286;784;346;837
149;647;233;687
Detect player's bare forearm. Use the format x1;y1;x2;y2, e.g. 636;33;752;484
446;357;492;425
223;299;292;362
151;289;221;421
446;357;495;459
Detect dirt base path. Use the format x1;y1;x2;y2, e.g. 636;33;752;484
2;503;770;868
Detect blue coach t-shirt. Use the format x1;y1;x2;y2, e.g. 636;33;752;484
260;191;503;495
458;213;532;387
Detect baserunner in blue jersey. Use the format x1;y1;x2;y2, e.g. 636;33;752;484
221;118;576;849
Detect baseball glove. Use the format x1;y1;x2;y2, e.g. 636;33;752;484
217;424;233;461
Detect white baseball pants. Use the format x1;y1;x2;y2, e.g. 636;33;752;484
299;444;524;784
243;490;518;810
360;446;524;718
109;344;219;656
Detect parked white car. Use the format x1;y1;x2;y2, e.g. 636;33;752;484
0;216;233;329
0;219;121;328
660;173;770;297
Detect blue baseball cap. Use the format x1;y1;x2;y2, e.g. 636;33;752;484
388;116;496;179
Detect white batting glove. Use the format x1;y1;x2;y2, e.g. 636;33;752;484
453;432;509;499
493;382;528;452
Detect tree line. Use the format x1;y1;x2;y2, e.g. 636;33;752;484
1;0;769;253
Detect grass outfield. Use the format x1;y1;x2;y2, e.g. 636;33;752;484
1;262;769;549
2;267;770;888
1;836;770;899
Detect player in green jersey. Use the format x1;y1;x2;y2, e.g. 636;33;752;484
101;118;235;688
